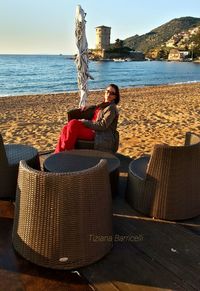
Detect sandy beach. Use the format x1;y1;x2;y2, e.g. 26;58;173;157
1;83;200;158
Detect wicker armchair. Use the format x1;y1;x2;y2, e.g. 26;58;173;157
12;159;113;269
126;132;200;220
67;108;119;152
0;133;40;200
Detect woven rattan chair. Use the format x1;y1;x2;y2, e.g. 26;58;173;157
12;159;113;269
67;108;119;152
126;132;200;220
0;133;40;200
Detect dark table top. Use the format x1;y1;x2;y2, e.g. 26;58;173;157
44;150;120;173
5;144;38;164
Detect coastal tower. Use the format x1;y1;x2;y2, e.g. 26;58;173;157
95;26;111;50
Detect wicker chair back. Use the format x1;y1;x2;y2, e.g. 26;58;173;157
12;159;113;269
146;137;200;219
126;132;200;220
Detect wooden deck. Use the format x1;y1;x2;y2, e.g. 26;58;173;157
1;153;200;290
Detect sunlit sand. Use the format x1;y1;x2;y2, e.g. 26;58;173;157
1;82;200;158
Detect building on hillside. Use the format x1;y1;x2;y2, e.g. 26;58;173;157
189;26;200;35
146;48;161;60
95;26;111;50
168;49;189;61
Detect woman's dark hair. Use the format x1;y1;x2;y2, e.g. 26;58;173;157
109;83;120;104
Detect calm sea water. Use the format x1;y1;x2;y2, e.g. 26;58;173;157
0;54;200;97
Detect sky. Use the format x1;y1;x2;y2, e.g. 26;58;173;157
1;0;200;55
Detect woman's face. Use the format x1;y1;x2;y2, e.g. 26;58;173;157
104;86;116;103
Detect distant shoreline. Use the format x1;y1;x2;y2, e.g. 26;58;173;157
1;80;200;98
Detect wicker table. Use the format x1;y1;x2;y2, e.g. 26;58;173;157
44;149;120;197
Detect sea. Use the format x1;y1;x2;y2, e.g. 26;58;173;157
0;54;200;97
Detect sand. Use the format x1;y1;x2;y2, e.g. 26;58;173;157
1;83;200;158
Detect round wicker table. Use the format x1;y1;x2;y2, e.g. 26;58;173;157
44;149;120;197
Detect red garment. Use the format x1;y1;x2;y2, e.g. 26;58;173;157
92;107;100;121
55;119;95;153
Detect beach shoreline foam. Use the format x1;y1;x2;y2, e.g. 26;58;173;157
1;82;200;158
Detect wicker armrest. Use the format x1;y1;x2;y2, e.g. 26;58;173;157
67;109;82;120
184;132;200;146
67;106;96;121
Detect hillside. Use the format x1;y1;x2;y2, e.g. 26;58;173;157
123;16;200;53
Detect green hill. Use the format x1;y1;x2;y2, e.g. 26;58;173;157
123;16;200;53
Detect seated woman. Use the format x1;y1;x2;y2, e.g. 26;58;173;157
55;84;120;153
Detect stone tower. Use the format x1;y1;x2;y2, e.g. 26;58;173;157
95;26;111;50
